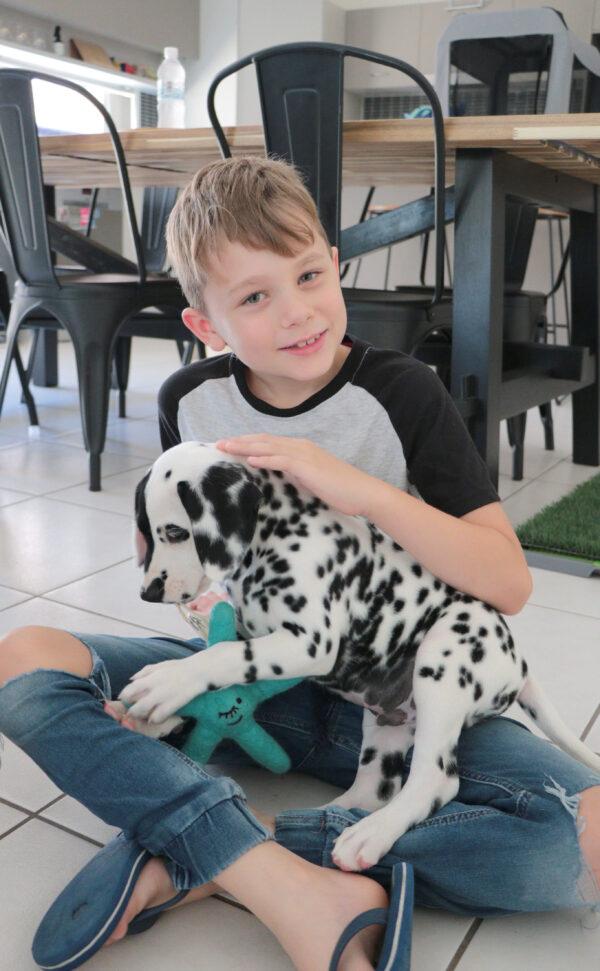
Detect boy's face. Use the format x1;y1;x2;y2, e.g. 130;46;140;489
182;232;348;404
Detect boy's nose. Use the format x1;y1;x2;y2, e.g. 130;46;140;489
280;300;313;328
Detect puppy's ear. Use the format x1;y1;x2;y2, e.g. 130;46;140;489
134;470;153;569
134;526;147;568
177;463;263;582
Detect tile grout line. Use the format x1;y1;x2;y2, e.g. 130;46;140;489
580;702;600;743
444;918;483;971
35;593;173;638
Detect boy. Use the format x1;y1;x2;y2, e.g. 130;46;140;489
1;157;598;971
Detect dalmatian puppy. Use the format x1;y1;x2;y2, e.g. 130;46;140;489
121;441;600;872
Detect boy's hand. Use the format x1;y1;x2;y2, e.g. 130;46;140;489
103;700;183;739
215;434;376;517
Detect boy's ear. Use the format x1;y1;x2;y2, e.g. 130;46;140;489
331;245;339;273
181;308;227;352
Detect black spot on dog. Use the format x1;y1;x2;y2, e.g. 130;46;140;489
471;645;485;663
361;747;377;765
377;780;394;801
452;623;469;635
244;665;257;683
271;665;283;675
381;752;404;778
419;665;445;681
177;479;204;521
282;621;306;637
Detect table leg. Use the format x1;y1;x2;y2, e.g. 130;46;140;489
570;193;600;467
452;150;505;488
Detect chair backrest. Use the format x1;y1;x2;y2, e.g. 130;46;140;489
0;69;146;287
141;186;178;273
207;42;446;304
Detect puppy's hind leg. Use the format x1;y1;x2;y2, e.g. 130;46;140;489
332;625;470;871
320;709;414;813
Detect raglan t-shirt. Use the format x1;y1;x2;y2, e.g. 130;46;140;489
158;335;499;519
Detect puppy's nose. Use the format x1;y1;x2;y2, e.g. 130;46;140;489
140;577;165;602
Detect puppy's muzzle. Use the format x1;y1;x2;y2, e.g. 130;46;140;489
140;576;165;603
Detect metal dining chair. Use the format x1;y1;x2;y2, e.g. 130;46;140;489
0;69;187;490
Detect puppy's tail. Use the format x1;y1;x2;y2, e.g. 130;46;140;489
518;675;600;772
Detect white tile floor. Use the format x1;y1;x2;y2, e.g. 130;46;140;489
0;335;599;970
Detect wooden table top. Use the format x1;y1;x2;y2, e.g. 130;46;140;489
39;113;600;189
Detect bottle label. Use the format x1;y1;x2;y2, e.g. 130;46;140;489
158;80;184;101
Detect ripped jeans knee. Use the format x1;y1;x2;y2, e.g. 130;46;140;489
544;776;600;913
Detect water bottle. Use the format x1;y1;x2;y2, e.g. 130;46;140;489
157;47;185;128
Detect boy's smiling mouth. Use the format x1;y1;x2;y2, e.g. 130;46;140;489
280;329;327;352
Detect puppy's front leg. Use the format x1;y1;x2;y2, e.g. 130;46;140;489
119;629;334;724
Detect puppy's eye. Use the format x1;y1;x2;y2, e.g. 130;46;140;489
164;524;190;543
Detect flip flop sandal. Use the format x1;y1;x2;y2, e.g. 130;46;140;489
31;833;188;971
328;861;414;971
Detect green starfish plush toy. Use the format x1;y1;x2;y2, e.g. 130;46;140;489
176;600;302;773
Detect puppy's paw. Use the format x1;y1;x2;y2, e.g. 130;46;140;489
331;812;400;872
119;657;204;723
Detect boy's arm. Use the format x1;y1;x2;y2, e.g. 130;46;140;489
216;435;532;617
360;482;531;616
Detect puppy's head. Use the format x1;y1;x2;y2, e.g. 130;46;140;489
134;442;263;604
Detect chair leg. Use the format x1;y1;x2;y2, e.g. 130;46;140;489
112;336;131;418
61;304;126;491
506;413;526;481
0;308;39;426
538;401;554;451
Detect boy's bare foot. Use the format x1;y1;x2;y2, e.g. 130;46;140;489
105;853;387;969
104;856;217;946
265;866;388;971
104;808;276;947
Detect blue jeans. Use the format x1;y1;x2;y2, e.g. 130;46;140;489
1;629;598;917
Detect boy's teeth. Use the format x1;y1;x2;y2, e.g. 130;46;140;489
293;334;319;348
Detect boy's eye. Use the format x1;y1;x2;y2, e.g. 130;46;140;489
299;270;319;284
242;291;265;306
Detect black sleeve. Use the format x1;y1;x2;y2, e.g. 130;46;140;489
157;353;234;453
400;362;500;517
158;370;183;452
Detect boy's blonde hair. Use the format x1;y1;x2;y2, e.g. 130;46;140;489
166;155;331;311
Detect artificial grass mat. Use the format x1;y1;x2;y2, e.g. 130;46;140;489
516;472;600;562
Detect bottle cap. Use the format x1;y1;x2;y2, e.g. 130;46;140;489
164;47;178;59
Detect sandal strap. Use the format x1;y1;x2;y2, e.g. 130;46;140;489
130;889;189;926
328;907;388;971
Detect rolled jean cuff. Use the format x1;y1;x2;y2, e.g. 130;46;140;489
156;786;273;889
